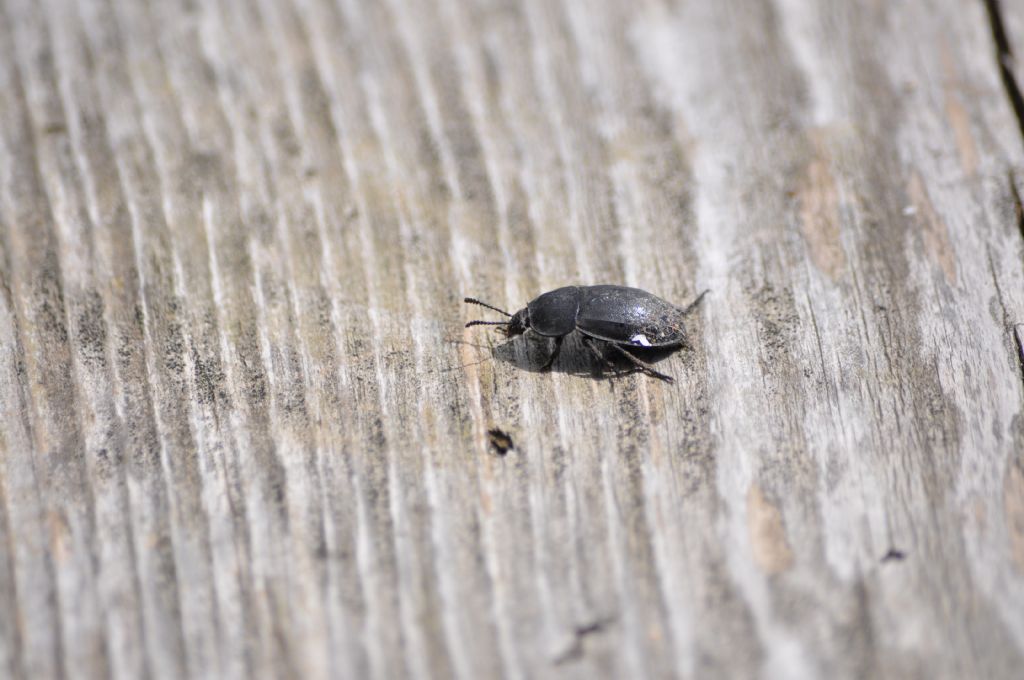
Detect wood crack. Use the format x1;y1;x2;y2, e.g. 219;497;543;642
1015;324;1024;389
984;0;1024;141
1011;168;1024;258
985;244;1024;399
1004;173;1024;391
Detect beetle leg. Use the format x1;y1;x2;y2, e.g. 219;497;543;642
680;289;710;316
605;343;675;383
539;335;563;371
581;336;620;376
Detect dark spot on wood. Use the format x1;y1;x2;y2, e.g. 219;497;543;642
487;428;513;455
38;289;69;344
881;548;906;563
162;323;186;374
747;282;799;368
575;617;613;636
192;352;226;406
77;290;108;368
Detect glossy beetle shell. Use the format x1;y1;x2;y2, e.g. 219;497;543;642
526;285;688;347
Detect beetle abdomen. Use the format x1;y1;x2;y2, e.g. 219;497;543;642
576;286;687;347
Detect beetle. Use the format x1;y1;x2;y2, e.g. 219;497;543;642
464;285;708;383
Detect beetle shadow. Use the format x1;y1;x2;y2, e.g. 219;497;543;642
491;332;679;380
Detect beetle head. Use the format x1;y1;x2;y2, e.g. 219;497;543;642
505;308;529;338
463;296;533;339
465;296;516;335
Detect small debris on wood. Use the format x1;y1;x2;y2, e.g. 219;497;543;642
551;615;616;665
487;428;514;455
881;548;906;563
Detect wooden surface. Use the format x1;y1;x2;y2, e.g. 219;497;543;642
2;0;1024;678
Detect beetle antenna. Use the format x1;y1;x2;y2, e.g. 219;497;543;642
680;289;710;316
465;320;510;328
464;297;512;317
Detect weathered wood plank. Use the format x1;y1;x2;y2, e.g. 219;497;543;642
1;0;1023;678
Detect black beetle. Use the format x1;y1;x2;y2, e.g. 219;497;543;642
464;285;708;382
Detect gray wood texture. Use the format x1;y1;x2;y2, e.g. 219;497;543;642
2;0;1024;678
